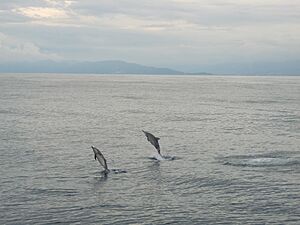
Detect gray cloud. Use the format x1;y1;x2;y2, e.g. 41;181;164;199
0;0;299;74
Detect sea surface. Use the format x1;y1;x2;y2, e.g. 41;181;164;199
0;74;299;225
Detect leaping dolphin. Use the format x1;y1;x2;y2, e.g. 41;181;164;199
91;146;109;173
142;130;161;155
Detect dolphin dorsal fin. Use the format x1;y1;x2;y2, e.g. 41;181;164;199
156;137;160;140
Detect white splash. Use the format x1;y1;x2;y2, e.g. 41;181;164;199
224;156;298;167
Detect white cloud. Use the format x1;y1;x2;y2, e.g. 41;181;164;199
77;14;202;32
0;32;61;62
13;7;69;19
44;0;74;7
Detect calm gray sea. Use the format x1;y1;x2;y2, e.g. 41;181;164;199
0;74;299;225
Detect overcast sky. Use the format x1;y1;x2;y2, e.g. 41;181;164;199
0;0;299;73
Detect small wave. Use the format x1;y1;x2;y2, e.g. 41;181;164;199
110;169;127;174
93;169;127;176
111;95;145;100
221;154;300;167
28;188;79;196
148;154;177;161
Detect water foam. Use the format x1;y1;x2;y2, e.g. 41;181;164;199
223;155;299;167
149;153;176;161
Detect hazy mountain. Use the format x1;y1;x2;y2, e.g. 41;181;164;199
195;61;300;76
0;60;208;75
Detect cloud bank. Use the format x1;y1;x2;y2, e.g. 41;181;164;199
0;0;299;74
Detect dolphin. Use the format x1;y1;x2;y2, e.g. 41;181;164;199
91;146;109;173
142;130;161;155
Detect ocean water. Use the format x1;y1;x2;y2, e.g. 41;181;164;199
0;74;299;224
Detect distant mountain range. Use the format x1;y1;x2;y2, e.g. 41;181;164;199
0;60;211;75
